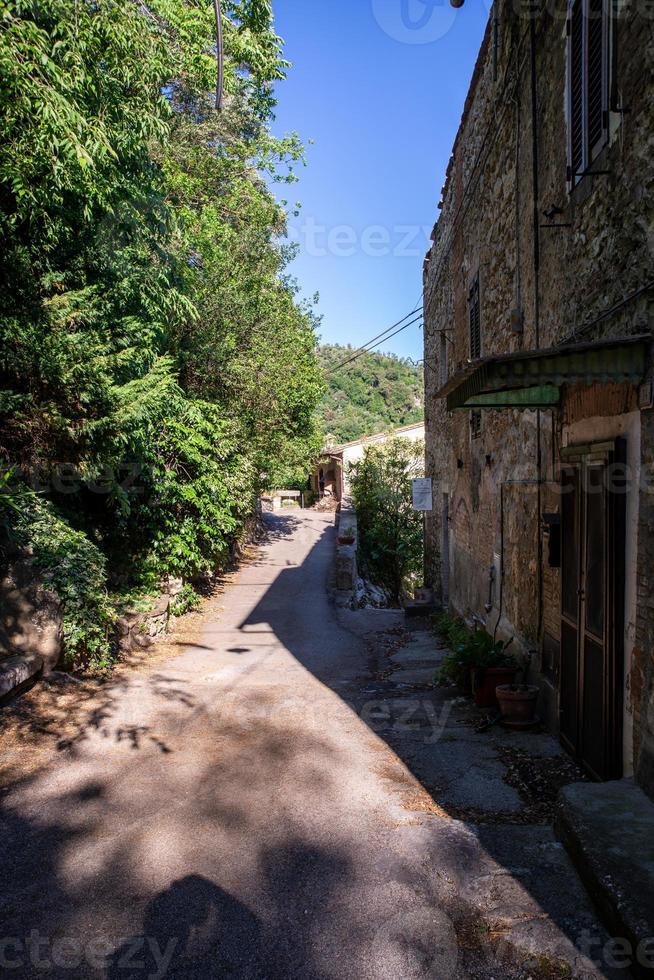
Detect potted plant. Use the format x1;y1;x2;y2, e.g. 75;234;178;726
434;618;518;705
466;633;517;708
337;526;355;545
435;641;478;694
496;683;539;727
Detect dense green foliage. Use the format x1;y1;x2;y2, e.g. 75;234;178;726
0;0;322;669
317;345;423;445
350;438;424;603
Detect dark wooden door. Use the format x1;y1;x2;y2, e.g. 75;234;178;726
560;440;626;781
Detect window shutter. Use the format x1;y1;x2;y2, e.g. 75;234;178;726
469;276;481;360
568;0;609;184
569;0;585;179
587;0;606;154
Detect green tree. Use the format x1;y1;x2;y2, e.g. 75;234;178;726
0;0;322;669
350;438;424;603
317;345;423;444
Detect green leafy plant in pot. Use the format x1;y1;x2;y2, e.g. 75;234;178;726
468;633;517;708
434;618;516;704
338;526;355;545
434;614;476;692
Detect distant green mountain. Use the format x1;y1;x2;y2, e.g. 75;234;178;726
317;344;424;445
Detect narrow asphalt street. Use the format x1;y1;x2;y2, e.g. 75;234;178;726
0;512;618;979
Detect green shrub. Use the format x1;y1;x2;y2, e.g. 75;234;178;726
11;498;117;672
141;401;255;581
350;437;424;603
170;584;201;618
434;611;468;650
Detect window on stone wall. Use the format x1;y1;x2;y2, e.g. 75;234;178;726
567;0;610;184
468;275;481;360
470;410;482;440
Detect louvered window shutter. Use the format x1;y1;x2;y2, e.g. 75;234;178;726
587;0;607;155
567;0;609;184
569;0;585;180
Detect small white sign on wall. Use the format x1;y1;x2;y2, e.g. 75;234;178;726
412;478;433;512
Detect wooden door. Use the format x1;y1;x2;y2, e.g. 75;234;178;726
560;440;626;781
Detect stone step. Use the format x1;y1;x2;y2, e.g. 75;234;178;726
556;779;654;980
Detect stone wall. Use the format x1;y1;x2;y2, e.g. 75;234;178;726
0;559;62;672
334;511;358;599
423;1;654;789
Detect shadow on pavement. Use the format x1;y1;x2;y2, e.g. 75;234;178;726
0;513;616;979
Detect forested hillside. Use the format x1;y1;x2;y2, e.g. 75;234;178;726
317;345;423;444
0;0;322;670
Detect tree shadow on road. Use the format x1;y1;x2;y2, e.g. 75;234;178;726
234;515;617;977
0;513;614;979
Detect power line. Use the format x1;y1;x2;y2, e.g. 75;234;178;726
329;315;423;375
328;305;423;374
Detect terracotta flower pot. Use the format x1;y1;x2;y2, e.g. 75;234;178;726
471;667;518;708
338;535;355;546
496;684;539;726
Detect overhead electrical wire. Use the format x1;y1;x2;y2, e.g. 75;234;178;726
329;313;424;375
329;304;423;370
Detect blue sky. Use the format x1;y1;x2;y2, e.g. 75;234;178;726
271;0;490;361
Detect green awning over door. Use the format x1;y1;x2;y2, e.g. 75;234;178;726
437;335;650;411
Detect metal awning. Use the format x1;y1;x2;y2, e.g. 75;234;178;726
438;335;651;411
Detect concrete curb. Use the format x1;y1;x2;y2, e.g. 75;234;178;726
556;779;654;979
0;653;44;702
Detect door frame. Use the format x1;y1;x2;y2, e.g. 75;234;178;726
559;437;626;781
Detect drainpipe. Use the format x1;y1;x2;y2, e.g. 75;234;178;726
485;563;496;614
529;17;545;646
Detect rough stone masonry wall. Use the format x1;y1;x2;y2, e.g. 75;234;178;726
424;9;547;651
423;0;654;786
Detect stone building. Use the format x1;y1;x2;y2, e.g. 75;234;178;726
423;1;654;792
311;422;425;503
